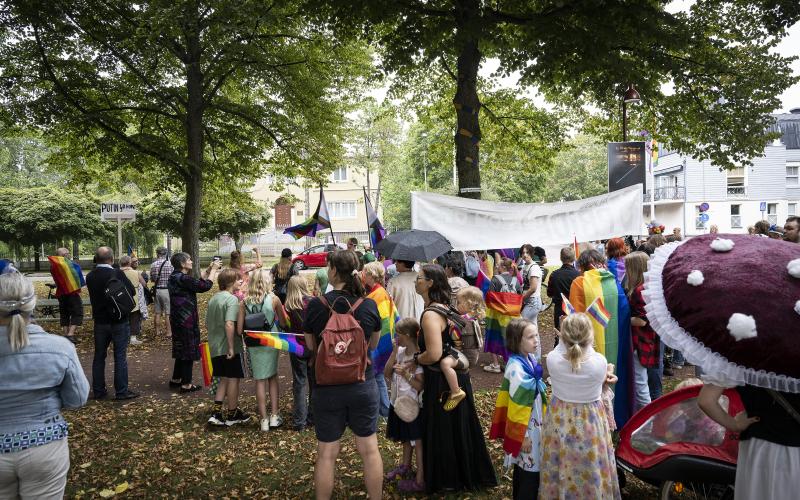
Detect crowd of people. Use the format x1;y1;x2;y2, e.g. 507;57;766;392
1;216;799;498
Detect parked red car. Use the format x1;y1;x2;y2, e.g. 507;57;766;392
291;244;341;269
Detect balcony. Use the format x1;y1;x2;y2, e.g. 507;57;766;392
644;186;686;203
727;186;747;198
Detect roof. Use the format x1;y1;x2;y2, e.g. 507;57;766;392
768;111;800;149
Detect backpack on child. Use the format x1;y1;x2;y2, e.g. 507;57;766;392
498;274;519;293
104;277;135;320
314;296;369;386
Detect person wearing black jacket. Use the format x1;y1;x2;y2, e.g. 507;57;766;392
86;246;138;400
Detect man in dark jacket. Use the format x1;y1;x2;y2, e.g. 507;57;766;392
86;246;138;400
546;246;581;334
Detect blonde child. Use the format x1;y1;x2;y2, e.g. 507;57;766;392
284;275;314;431
489;318;546;500
384;318;425;493
455;286;485;367
539;313;621;498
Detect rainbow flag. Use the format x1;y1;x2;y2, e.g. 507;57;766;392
367;284;398;373
48;255;85;296
475;269;491;296
200;342;213;387
587;296;611;328
561;293;576;315
284;187;331;239
573;236;580;260
244;331;305;356
364;188;385;254
569;268;633;426
484;290;522;361
489;354;547;457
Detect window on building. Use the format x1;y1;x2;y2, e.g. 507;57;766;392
727;167;745;197
331;166;348;182
789;203;797;216
767;203;778;225
787;163;799;185
730;204;741;228
329;201;356;219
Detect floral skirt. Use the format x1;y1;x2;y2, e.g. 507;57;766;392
539;398;621;499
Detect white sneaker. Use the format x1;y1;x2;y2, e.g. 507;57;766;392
483;363;501;373
260;418;270;432
269;414;283;428
130;336;143;346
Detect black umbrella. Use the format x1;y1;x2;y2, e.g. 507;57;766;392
375;230;453;262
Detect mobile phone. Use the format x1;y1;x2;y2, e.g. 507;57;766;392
212;256;221;262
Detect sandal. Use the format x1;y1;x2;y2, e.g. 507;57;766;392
384;464;412;481
398;478;425;492
180;384;201;393
443;389;466;411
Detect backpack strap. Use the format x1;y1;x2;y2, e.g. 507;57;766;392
318;295;362;315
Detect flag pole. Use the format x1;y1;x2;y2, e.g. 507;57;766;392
363;187;371;249
321;184;336;246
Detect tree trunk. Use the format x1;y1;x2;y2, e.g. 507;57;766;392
453;0;482;200
72;239;80;261
182;18;204;276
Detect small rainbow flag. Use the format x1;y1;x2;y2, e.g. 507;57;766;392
484;290;522;361
200;342;213;387
561;293;576;316
244;331;305;356
573;236;580;260
586;296;612;328
475;269;491;296
48;255;85;296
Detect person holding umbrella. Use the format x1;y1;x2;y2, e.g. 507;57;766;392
644;234;800;499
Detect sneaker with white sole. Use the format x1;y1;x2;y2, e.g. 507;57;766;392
260;418;270;432
208;411;225;426
483;363;501;373
129;336;143;346
225;408;251;426
269;414;283;428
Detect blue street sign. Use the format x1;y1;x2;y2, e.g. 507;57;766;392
760;202;767;212
700;213;710;222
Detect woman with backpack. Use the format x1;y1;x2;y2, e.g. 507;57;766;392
238;269;288;432
271;248;296;304
413;264;497;494
302;250;383;499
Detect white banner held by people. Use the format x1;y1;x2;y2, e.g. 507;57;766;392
411;184;643;251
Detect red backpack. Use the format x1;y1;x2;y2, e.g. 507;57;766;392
314;296;368;386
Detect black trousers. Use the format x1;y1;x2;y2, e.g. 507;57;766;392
512;465;539;500
172;359;193;385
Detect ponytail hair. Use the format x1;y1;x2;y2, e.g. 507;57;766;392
559;313;594;372
0;273;37;352
329;250;365;297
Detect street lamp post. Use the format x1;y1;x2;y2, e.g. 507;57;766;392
622;84;641;142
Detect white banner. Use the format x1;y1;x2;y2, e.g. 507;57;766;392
411;184;643;251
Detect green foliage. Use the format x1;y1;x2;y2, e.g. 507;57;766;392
0;187;110;247
539;135;608;203
0;131;63;188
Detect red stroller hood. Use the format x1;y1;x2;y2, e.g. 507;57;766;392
616;385;743;470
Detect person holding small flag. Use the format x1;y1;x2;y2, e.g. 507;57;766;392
48;248;85;343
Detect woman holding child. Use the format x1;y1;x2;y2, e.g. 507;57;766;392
413;264;497;494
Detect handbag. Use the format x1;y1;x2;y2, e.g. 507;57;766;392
394;394;420;423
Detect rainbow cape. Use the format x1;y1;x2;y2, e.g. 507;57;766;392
244;331;305;356
367;284;398;373
569;268;633;426
200;342;213;387
489;354;547;457
48;255;85;295
484;290;522;361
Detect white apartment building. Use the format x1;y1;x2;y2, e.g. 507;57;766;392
643;109;800;235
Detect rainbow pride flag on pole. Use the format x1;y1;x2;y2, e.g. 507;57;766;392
48;255;85;295
489;354;547;457
484;290;522;361
561;293;576;315
569;268;633;426
244;331;306;356
284;187;331;239
367;284;398;373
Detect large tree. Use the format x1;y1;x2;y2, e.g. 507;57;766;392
312;0;799;199
1;0;371;263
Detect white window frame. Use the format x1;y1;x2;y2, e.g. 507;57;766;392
331;166;348;183
789;203;797;216
787;162;799;186
329;201;357;219
767;203;778;226
730;204;742;228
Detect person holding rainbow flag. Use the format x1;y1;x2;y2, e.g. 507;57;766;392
568;248;634;428
48;248;85;343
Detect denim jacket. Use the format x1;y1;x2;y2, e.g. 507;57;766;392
0;323;89;435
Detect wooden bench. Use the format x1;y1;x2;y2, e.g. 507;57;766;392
35;297;92;323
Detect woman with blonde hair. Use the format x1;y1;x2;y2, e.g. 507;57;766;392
539;312;621;499
229;248;263;299
0;272;89;497
238;269;287;432
362;260;398;419
271;248;297;304
284;274;314;431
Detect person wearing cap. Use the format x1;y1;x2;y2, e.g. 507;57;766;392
784;216;800;243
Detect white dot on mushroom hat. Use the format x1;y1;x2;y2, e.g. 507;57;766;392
727;313;757;341
687;270;704;286
710;238;735;252
795;300;800;316
787;259;800;278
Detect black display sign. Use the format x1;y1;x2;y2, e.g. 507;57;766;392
608;142;646;193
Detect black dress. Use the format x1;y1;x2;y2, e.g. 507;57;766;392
418;309;498;494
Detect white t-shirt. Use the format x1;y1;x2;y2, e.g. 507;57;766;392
391;346;423;403
523;262;543;298
546;342;608;403
387;271;425;320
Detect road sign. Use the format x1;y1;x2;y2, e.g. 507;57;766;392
101;202;137;221
759;202;767;212
699;213;710;222
699;202;709;212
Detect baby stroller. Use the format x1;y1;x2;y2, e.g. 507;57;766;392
616;385;743;499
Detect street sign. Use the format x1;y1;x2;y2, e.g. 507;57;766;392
700;213;710;222
608;142;646;194
699;202;709;212
101;202;137;221
759;202;767;212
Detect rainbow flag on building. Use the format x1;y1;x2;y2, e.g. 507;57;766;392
244;331;306;356
569;268;633;426
48;255;85;296
484;290;522;361
284;188;331;239
489;354;547;457
367;284;398;373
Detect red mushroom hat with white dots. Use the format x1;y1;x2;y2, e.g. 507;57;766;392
643;234;800;392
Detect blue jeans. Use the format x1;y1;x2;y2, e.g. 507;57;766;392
646;340;664;400
289;354;314;428
92;322;130;397
374;372;390;418
672;349;685;367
